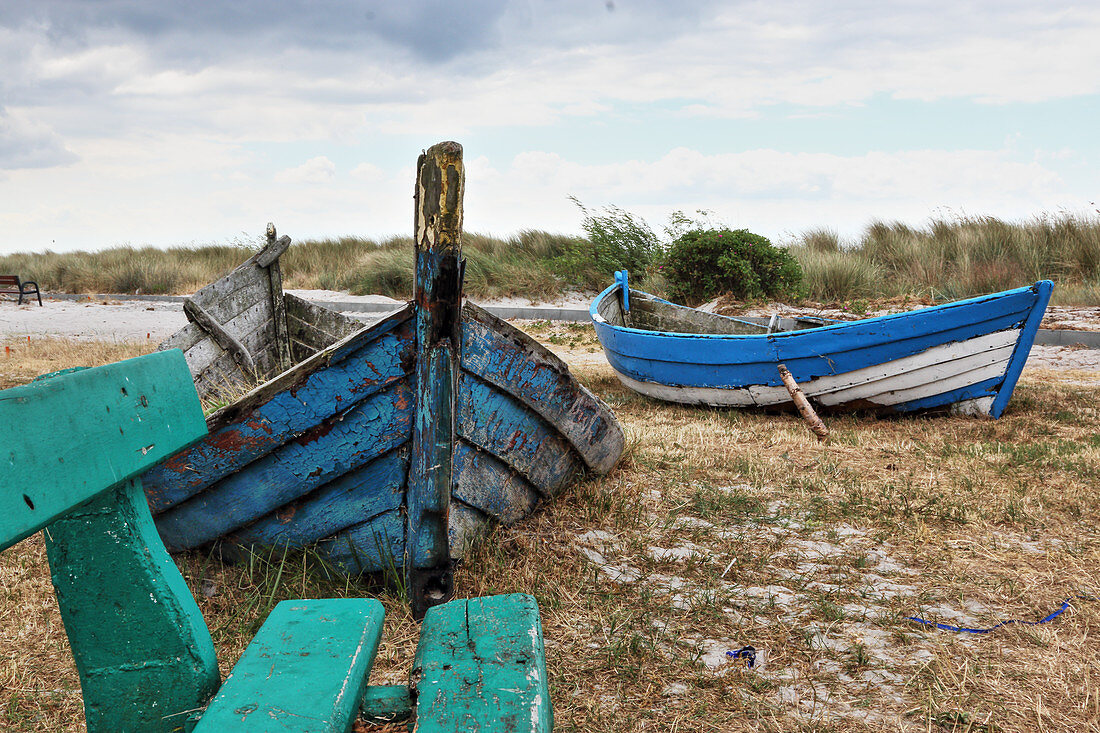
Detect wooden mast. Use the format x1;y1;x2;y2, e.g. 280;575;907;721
407;141;464;617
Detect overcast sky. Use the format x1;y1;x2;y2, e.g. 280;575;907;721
1;1;1097;253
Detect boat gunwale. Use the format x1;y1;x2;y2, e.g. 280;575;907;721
203;302;415;432
589;279;1052;342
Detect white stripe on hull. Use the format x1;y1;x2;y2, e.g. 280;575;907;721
610;328;1019;415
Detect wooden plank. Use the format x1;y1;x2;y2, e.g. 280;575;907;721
448;501;491;559
188;250;280;310
317;506;406;575
285;293;363;358
142;319;414;514
457;374;585;498
453;440;540;524
159;322;206;355
407;141;464;617
194;598;384;733
184;298;257;372
154;379;414;550
230;446;409;549
462;303;624;474
263;225;293;373
361;685;412;725
629;293;767;335
194;276;273;327
411;594;552;732
0;350;207;549
45;479;221;733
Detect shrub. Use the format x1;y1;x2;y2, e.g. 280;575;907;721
663;228;803;304
555;197;662;289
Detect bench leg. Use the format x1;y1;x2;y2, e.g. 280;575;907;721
45;479;221;733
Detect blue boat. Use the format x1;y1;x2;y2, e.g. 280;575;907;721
141;143;624;615
591;271;1053;418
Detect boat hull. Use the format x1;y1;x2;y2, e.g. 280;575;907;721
143;302;623;576
591;279;1053;418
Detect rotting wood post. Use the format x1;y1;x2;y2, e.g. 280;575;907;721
408;141;464;618
260;222;293;373
778;364;828;441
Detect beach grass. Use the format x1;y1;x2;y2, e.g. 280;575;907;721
3;211;1100;306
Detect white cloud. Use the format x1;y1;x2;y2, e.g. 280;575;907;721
349;161;385;181
461;146;1077;242
273;156;337;184
0;2;1097;254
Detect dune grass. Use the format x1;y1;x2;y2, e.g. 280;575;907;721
788;213;1100;306
0;230;589;301
3;211;1100;306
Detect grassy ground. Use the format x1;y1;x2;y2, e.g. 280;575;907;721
2;328;1099;731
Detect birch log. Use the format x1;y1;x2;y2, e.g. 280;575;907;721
778;364;828;441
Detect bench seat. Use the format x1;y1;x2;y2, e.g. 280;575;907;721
410;594;553;732
194;599;385;732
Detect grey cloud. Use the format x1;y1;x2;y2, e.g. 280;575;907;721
0;1;513;64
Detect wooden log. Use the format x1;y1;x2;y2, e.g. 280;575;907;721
407;141;464;618
778;363;828;441
183;298;257;373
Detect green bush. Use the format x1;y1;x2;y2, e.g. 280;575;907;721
555;197;662;289
663;228;803;304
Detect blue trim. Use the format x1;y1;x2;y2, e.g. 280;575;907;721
892;376;1002;414
989;280;1053;418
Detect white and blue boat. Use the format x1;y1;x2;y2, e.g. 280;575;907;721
591;272;1053;418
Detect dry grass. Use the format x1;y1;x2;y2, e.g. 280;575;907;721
0;230;587;301
0;337;154;390
789;212;1100;306
2;330;1100;731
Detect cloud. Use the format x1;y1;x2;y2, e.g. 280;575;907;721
461;146;1075;241
0;109;77;170
0;2;1096;254
274;156;337;183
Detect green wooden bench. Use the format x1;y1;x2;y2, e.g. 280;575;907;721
1;350;552;732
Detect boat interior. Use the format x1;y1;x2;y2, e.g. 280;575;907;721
597;287;838;336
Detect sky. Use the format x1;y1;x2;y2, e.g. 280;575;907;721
1;0;1098;254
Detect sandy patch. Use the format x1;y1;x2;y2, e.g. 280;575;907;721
0;298;186;341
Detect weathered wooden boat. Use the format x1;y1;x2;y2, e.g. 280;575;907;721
142;143;624;614
591;271;1053;418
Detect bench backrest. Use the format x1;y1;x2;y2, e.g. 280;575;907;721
0;275;20;289
1;351;221;731
1;350;207;549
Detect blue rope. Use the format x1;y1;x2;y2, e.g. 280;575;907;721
726;645;756;667
906;595;1092;634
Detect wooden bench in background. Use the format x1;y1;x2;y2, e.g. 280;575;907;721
0;350;552;732
0;274;42;305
